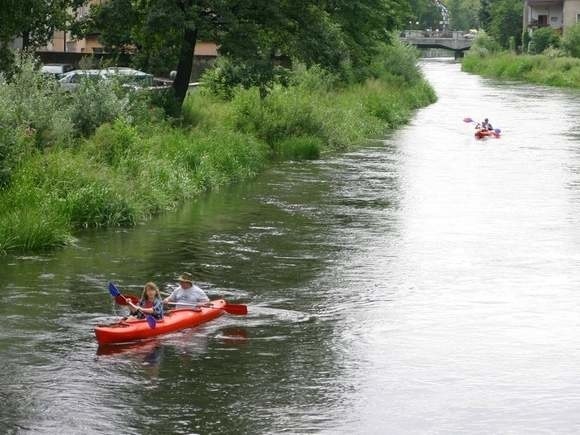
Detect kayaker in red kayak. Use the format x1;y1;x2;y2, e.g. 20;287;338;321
163;272;209;306
479;118;493;130
127;282;164;320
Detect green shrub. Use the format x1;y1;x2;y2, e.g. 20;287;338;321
85;120;139;166
371;40;422;83
562;23;580;58
470;31;502;57
230;86;323;145
543;46;565;58
69;78;129;136
289;64;339;92
201;57;289;100
529;27;560;54
0;52;74;149
181;91;232;130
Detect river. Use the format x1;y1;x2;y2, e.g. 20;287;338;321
1;60;580;434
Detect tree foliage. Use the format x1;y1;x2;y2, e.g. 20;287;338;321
408;0;444;30
81;0;410;109
0;0;87;73
487;0;522;48
478;0;492;31
562;24;580;58
446;0;480;30
529;27;560;54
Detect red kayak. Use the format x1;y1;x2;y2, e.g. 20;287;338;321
475;128;500;139
95;299;226;345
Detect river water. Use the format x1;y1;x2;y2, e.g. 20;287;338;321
2;60;580;434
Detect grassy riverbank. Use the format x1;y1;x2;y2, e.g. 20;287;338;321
462;52;580;89
0;45;435;254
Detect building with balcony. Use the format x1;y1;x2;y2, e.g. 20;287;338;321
523;0;580;33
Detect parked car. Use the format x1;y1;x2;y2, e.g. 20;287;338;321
41;63;74;79
58;67;154;91
101;67;154;89
58;69;103;90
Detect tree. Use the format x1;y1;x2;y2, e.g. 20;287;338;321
447;0;480;30
479;0;492;31
0;0;87;49
488;0;522;48
0;0;87;73
84;0;410;110
407;0;444;30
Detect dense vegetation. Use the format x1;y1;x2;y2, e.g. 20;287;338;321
0;43;436;254
462;28;580;88
74;0;412;108
447;0;480;30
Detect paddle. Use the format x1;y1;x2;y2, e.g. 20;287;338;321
108;282;156;328
108;282;139;305
167;301;248;315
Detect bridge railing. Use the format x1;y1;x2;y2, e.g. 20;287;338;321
401;30;472;40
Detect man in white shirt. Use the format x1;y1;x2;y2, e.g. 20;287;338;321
163;272;210;306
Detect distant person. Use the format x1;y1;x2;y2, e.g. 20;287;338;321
163;272;209;307
127;282;164;320
482;118;493;130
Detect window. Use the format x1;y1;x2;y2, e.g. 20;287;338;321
538;15;548;27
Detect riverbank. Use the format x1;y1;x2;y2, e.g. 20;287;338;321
462;52;580;89
0;48;435;254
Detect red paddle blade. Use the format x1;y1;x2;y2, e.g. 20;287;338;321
223;304;248;315
114;294;139;305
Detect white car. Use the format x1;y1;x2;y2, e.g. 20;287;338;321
101;67;154;88
59;68;154;90
41;63;74;79
58;69;103;90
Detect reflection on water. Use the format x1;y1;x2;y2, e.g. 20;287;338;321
1;60;580;433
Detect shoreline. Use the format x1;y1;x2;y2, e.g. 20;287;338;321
462;52;580;89
0;60;436;254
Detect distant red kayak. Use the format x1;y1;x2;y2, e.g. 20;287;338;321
95;299;226;345
475;128;500;139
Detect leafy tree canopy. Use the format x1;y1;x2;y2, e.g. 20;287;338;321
79;0;410;108
446;0;480;30
488;0;522;48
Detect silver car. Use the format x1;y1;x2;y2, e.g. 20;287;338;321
58;69;103;90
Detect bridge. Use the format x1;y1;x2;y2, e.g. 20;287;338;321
401;30;474;58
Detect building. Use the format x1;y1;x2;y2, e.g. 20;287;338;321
523;0;580;33
40;0;218;56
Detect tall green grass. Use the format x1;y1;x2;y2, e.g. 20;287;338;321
462;52;580;89
0;43;436;253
